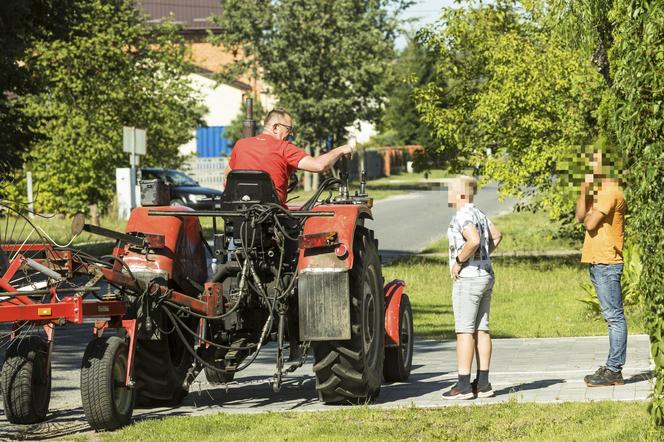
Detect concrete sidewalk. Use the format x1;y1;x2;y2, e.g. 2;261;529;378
404;335;652;407
174;334;653;412
0;333;653;439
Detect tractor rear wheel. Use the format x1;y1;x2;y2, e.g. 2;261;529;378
312;226;385;404
383;294;414;382
133;310;194;406
80;336;134;431
133;339;192;406
0;336;51;424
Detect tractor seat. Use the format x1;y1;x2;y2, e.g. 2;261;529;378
219;170;281;212
219;170;287;249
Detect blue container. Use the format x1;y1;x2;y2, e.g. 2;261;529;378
196;126;231;157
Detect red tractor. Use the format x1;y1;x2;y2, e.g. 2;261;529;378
0;168;414;431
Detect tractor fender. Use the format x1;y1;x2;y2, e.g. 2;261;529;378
123;207;207;294
384;279;406;345
296;204;373;272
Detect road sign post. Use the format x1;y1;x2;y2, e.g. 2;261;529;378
123;127;147;209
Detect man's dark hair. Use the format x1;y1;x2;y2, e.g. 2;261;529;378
264;109;292;126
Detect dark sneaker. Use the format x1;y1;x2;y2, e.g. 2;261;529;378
471;379;495;398
584;366;624;387
442;383;474;400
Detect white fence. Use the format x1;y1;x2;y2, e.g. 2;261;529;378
183;157;228;191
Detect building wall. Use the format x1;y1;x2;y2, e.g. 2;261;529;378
178;73;244;156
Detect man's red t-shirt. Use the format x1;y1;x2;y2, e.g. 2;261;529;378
228;135;308;204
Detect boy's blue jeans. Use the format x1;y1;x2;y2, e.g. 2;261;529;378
589;263;627;372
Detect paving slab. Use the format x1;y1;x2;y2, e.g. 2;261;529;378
0;327;653;439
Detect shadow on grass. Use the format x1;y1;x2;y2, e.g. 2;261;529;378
415;330;518;340
382;253;584;269
366;183;443;192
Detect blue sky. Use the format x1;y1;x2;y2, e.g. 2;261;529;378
396;0;457;49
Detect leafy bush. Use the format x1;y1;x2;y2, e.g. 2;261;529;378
609;0;664;425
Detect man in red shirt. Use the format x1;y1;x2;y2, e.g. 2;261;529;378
226;109;355;204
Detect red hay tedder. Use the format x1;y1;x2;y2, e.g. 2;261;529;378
0;167;413;431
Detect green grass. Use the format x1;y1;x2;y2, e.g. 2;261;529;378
382;256;645;339
103;401;662;442
421;210;581;254
366;169;452;186
3;213;123;257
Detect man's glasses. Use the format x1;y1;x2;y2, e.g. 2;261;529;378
276;123;293;134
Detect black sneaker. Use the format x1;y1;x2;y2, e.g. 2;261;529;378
471;379;495;398
442;383;474;400
584;366;624;387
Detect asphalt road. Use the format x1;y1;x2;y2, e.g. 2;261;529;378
367;182;517;257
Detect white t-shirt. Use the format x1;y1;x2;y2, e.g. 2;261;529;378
447;203;494;277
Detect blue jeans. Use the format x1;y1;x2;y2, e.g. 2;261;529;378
589;264;627;372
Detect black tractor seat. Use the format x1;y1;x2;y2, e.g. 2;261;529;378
220;170;298;249
219;170;282;212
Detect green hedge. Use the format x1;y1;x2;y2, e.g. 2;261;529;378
610;0;664;425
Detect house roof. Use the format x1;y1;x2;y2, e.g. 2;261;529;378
137;0;222;32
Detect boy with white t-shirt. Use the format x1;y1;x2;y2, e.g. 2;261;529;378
443;176;502;400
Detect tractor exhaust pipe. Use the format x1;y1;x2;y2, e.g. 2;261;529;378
242;97;256;138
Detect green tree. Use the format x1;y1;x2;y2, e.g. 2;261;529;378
0;0;74;170
608;0;664;425
16;0;204;214
414;2;526;170
414;2;604;226
210;0;411;151
550;0;664;424
377;36;436;150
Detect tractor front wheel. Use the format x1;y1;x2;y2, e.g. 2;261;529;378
80;336;134;431
0;336;51;424
312;226;385;404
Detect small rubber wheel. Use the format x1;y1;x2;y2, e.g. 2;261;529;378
80;336;134;431
383;294;414;382
0;336;51;424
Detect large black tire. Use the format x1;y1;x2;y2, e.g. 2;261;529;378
133;325;193;406
0;336;51;424
312;226;385;404
383;294;414;382
80;336;134;431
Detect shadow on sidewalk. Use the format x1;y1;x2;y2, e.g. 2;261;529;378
625;370;653;384
494;378;566;396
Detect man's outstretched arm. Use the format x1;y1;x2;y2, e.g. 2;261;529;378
297;144;354;173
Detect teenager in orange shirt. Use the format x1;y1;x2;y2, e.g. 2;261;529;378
575;150;626;387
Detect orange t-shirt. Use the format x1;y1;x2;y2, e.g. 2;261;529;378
581;181;625;264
